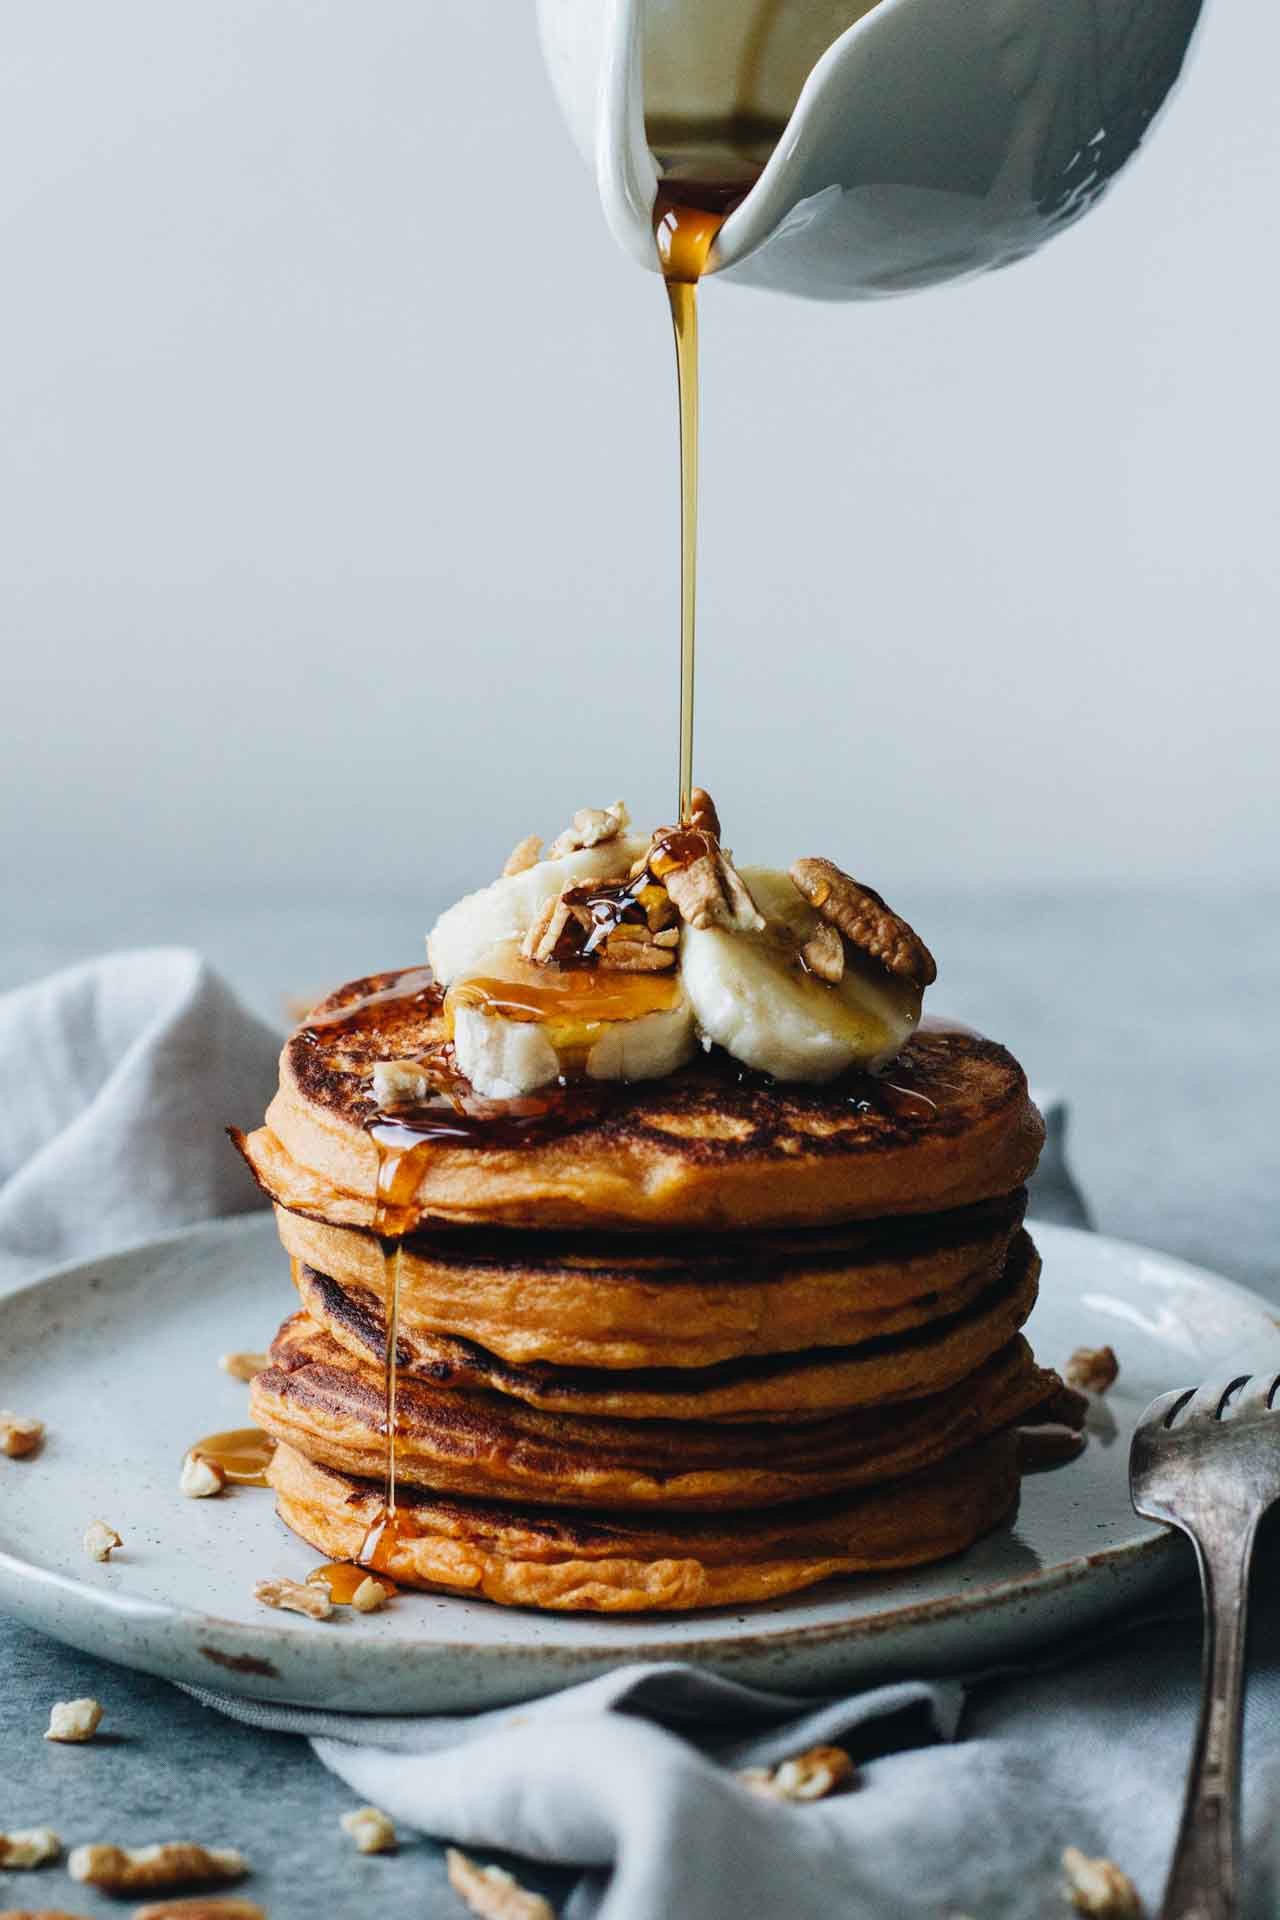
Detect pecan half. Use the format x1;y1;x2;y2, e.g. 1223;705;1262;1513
789;859;936;989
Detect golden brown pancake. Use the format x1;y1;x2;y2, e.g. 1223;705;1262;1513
250;1287;1056;1509
267;1432;1022;1610
275;1189;1027;1370
233;972;1044;1231
290;1229;1041;1423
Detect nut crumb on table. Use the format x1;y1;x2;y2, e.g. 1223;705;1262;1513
68;1843;247;1894
180;1453;227;1499
1065;1346;1120;1395
446;1848;556;1920
339;1806;396;1853
132;1900;267;1920
253;1575;331;1620
0;1827;62;1868
1061;1845;1142;1916
218;1353;268;1383
738;1744;857;1802
44;1699;103;1744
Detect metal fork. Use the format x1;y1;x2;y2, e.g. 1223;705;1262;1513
1130;1373;1280;1920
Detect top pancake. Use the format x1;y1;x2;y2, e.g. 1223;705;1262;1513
238;969;1044;1232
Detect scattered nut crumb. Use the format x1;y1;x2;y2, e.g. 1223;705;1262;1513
83;1521;122;1563
502;834;543;877
218;1354;268;1384
350;1576;390;1614
0;1908;91;1919
738;1744;857;1802
0;1827;62;1867
446;1850;554;1920
790;858;936;989
253;1576;331;1621
1061;1846;1142;1916
67;1844;247;1895
180;1453;227;1500
0;1412;45;1459
339;1807;396;1854
45;1699;103;1744
1065;1346;1119;1395
132;1901;266;1920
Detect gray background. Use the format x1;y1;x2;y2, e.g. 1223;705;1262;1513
2;0;1278;930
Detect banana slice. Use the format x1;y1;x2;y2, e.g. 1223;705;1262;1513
428;839;648;986
680;867;921;1082
428;848;696;1098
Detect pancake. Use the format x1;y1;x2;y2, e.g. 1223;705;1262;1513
233;971;1044;1231
267;1432;1022;1610
291;1229;1041;1423
275;1189;1028;1371
250;1280;1056;1508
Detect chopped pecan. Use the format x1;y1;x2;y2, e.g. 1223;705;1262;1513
68;1845;246;1896
546;801;630;859
597;926;677;973
180;1454;226;1499
502;834;543;877
789;859;936;989
45;1699;103;1744
83;1521;122;1564
664;847;764;934
799;921;844;984
133;1901;266;1920
0;1826;62;1867
1065;1345;1119;1395
520;893;576;965
684;787;721;840
446;1851;554;1920
253;1577;331;1620
350;1576;391;1614
1061;1847;1141;1916
218;1353;268;1384
738;1744;857;1802
339;1807;396;1854
0;1411;44;1459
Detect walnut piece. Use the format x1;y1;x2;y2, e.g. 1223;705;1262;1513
45;1699;103;1744
132;1901;266;1920
180;1453;226;1500
0;1826;62;1867
253;1576;331;1621
502;834;543;877
0;1411;44;1459
662;844;764;935
789;858;936;989
1061;1846;1142;1916
68;1845;246;1895
800;921;845;984
83;1521;122;1564
1065;1345;1119;1395
597;925;678;972
350;1576;391;1614
446;1850;555;1920
546;800;630;859
339;1807;397;1854
738;1744;857;1802
218;1353;268;1384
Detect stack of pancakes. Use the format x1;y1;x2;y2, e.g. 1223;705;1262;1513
234;971;1080;1612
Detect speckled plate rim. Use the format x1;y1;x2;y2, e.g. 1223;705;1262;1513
1;1215;1276;1712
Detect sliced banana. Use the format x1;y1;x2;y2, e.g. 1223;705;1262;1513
428;839;647;986
680;867;921;1082
429;848;696;1098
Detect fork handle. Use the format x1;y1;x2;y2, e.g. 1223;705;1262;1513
1161;1516;1259;1920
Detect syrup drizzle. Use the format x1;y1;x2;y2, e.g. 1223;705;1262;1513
188;1426;276;1488
651;149;765;821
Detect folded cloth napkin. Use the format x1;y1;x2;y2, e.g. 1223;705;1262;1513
0;948;278;1286
7;952;1279;1919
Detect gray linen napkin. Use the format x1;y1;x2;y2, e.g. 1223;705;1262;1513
5;951;1277;1918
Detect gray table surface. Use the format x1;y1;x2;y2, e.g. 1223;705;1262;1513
2;886;1277;1918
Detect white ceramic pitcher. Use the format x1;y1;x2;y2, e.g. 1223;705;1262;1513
536;0;1205;298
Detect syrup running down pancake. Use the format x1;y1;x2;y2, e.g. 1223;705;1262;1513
234;971;1044;1233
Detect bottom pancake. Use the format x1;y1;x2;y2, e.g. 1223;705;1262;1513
267;1432;1021;1612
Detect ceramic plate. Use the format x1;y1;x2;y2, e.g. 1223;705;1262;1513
2;1216;1275;1712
